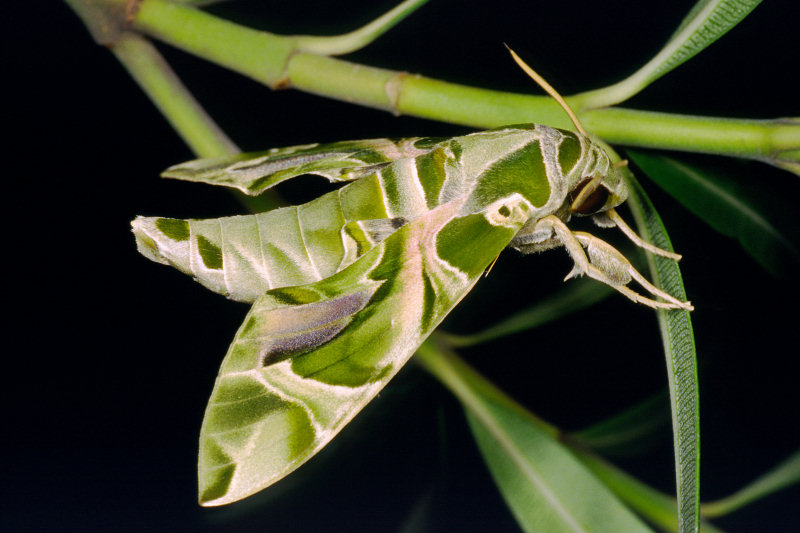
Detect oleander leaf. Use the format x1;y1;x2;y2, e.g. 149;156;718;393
625;176;700;533
649;0;761;84
573;450;724;532
628;149;800;279
703;449;800;518
573;0;762;108
416;344;655;533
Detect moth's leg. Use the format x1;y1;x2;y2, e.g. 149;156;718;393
599;209;682;261
571;231;692;310
532;215;693;310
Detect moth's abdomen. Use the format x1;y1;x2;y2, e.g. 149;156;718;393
132;207;326;303
132;169;426;303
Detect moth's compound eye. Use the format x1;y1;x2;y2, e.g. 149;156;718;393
571;177;610;215
498;205;511;217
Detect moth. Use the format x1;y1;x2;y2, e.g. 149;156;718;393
131;50;691;506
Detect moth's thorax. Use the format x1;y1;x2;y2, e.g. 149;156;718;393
503;128;627;253
447;124;563;214
368;124;625;252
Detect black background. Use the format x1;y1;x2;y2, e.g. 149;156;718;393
5;1;800;531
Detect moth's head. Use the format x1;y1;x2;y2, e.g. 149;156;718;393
502;46;628;219
568;141;628;218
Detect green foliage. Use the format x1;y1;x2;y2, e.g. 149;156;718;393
628;150;800;279
417;343;655;533
624;175;699;533
571;0;763;109
67;0;800;531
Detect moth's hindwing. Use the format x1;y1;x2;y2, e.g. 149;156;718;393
198;194;531;505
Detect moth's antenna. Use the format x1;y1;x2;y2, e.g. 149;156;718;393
504;44;588;137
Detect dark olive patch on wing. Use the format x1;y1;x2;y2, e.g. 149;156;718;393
197;235;223;269
155;218;190;242
269;286;324;306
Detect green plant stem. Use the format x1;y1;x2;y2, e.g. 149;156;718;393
65;0;128;45
133;0;294;88
584;110;797;165
112;32;238;158
110;30;281;212
128;0;799;171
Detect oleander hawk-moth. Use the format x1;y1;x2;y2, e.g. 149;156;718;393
131;57;691;506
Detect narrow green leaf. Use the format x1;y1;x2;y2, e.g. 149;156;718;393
438;279;611;348
416;342;655;533
624;176;700;533
568;392;670;458
572;0;762;109
653;0;761;80
574;451;725;533
702;449;800;518
628;150;800;279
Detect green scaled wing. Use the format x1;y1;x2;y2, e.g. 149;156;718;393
162;137;443;195
198;193;531;505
